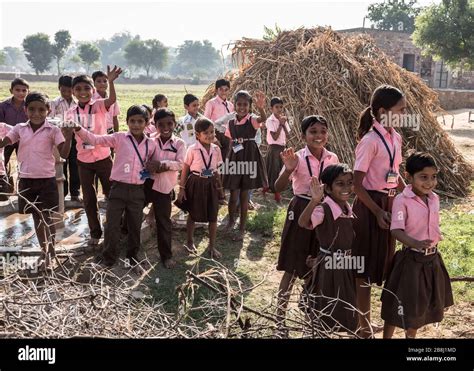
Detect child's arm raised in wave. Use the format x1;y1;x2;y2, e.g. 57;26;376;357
104;65;123;111
298;176;324;229
274;147;299;193
253;91;267;123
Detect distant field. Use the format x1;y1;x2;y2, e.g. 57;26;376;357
0;80;208;130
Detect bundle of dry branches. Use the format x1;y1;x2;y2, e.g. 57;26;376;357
201;27;472;197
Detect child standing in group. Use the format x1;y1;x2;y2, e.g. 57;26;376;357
152;94;168;111
204;79;234;160
223;90;267;241
142;104;156;136
352;84;406;337
0;123;12;201
0;92;73;270
298;165;358;333
66;66;122;246
92;70;120;134
145;109;185;268
177;118;224;259
265;97;290;203
177;94;201;147
0;78;29;191
49;75;81;203
381;152;453;338
73;105;157;268
273;115;339;331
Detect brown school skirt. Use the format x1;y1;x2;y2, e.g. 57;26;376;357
302;252;358;332
352;190;395;286
265;144;285;193
183;173;219;223
18;177;59;215
277;196;320;279
381;248;454;329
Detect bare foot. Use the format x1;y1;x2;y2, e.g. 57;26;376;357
232;231;245;241
163;258;176;269
223;221;235;234
208;248;222;259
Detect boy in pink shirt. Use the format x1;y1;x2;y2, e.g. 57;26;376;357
73;105;156;268
67;66;122;246
145;109;186;268
0;92;73;271
204;79;234;160
92;70;120;134
265;97;290;202
381;152;453;338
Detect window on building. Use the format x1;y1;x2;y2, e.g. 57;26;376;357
402;54;416;72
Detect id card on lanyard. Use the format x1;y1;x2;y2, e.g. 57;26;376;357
199;149;213;177
77;106;94;150
128;136;150;180
305;156;324;181
373;127;398;184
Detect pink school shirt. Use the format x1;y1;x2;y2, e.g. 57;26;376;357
49;96;76;120
184;141;223;174
390;185;442;247
93;92;120;130
308;196;354;229
266;114;290;146
151;134;186;194
354;120;402;191
280;146;339;196
66;99;111;163
204;96;234;123
0;123;13;175
76;128;157;185
6;120;65;179
224;113;261;139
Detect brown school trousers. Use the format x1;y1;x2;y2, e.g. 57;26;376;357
77;157;112;239
151;190;173;261
101;181;145;265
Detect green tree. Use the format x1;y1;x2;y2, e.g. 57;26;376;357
367;0;422;33
97;31;139;67
78;43;101;73
171;40;220;78
22;33;53;75
52;30;71;75
124;39;167;77
413;0;474;68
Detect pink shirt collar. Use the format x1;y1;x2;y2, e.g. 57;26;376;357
22;119;55;130
303;146;331;162
402;184;436;203
323;195;353;220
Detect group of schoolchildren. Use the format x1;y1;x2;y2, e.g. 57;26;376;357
0;71;454;338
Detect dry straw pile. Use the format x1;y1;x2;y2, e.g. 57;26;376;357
202;27;472;197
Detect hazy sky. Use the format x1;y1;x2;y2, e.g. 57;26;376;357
0;0;440;51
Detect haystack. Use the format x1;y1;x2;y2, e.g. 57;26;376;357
201;28;472;197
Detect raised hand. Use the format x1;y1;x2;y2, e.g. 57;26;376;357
107;65;123;82
280;147;298;172
309;176;324;202
253;90;266;110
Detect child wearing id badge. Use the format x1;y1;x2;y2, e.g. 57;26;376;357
73;105;157;268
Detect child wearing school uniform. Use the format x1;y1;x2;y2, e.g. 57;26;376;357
381;152;453;338
176;118;224;259
177;94;201;147
152;94;168;111
273;115;339;331
145;109;185;268
66;66;122;246
92;70;120;134
223;90;267;241
352;85;406;337
73;105;157;268
142;105;156;137
0;92;73;270
0;78;29;191
298;164;357;333
0;123;13;201
265;97;290;203
49;75;81;203
204;79;234;160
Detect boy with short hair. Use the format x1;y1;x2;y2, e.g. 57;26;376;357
92;70;120;134
177;94;201;147
0;78;30;191
49;75;81;202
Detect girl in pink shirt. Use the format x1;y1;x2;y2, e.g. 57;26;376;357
176;118;224;259
0;92;73;271
298;164;357;333
222;90;268;241
273;115;339;333
381;152;453;338
352;85;406;338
